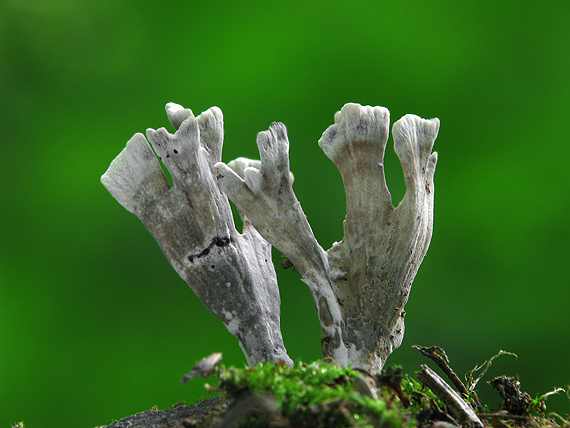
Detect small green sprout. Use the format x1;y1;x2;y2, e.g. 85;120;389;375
529;387;566;415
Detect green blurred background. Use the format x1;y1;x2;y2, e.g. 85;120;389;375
1;0;569;426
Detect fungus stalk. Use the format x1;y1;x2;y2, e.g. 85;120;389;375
102;102;439;373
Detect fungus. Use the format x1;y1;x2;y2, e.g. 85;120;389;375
319;104;439;372
101;103;292;367
102;102;439;373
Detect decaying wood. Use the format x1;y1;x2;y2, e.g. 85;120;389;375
489;376;533;415
416;364;483;427
180;352;223;383
414;345;484;412
97;397;226;428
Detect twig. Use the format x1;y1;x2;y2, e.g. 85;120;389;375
416;364;483;428
414;345;483;413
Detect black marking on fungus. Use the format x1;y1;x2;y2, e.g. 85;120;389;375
212;236;231;247
187;236;231;262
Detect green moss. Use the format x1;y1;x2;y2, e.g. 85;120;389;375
215;360;414;428
187;352;568;428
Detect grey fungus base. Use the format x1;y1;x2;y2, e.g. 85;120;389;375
101;102;439;373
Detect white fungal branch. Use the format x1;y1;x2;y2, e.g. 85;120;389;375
215;124;324;276
101;104;292;367
215;123;348;364
320;104;439;372
102;101;439;373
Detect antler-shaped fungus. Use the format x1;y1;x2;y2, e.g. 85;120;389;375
216;103;438;372
102;102;438;373
101;104;292;366
215;123;348;365
320;103;439;372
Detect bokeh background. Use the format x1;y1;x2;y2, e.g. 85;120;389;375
1;0;569;427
